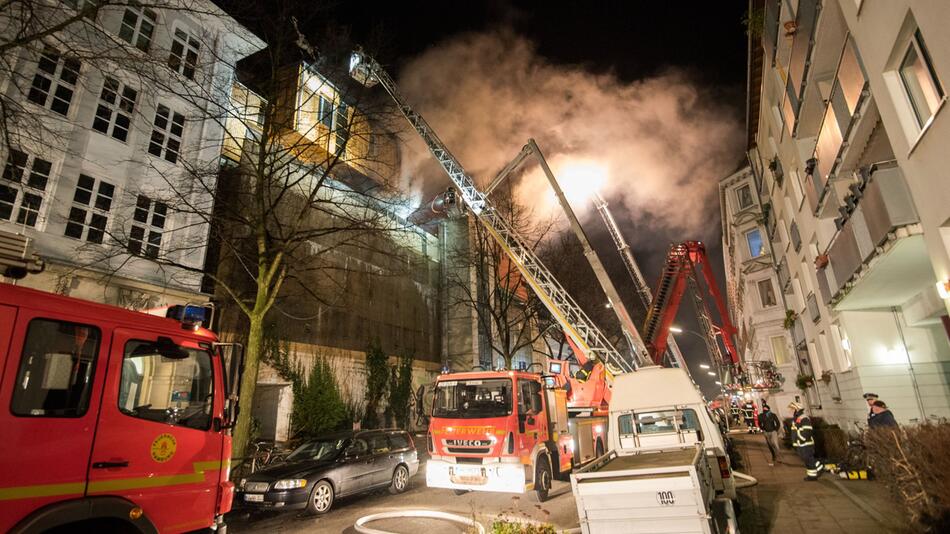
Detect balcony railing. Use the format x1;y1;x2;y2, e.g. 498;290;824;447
806;293;820;323
790;221;802;252
810;38;869;210
784;0;819;135
778;261;791;294
825;163;920;300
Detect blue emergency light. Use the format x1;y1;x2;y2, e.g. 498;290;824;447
166;305;208;329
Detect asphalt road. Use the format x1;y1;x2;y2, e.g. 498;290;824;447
227;472;580;533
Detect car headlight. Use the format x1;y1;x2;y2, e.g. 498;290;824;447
273;479;308;490
239;478;246;490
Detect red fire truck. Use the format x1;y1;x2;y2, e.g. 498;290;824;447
424;366;607;502
0;281;243;533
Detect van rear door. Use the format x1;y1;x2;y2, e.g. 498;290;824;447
0;312;106;531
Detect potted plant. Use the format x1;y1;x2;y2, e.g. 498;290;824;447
815;254;829;269
795;374;815;390
783;310;798;330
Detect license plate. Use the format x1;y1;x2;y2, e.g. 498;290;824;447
450;465;486;485
245;494;264;502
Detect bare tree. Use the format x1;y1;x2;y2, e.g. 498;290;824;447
445;190;555;370
63;1;414;456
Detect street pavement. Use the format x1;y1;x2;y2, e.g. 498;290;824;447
228;432;905;533
731;430;907;533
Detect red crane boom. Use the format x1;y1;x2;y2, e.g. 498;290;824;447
643;241;740;368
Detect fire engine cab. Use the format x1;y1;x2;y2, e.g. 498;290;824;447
0;270;242;533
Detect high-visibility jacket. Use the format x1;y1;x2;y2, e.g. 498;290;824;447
791;412;814;447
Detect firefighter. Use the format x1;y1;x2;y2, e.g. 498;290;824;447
741;400;757;433
788;401;823;481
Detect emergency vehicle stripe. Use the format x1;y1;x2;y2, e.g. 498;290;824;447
0;461;223;501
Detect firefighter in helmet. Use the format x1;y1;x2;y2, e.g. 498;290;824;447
788;401;823;481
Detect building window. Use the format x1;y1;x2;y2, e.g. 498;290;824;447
1;149;52;227
899;29;944;128
61;0;97;18
758;279;777;308
735;184;754;210
334;101;349;156
769;335;790;366
168;27;199;80
129;195;166;258
318;95;334;128
65;175;114;243
745;228;765;258
148;105;185;163
118;5;157;52
92;77;137;142
27;46;81;116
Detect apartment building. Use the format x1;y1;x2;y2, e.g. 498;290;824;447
0;1;264;308
720;166;798;411
747;0;950;427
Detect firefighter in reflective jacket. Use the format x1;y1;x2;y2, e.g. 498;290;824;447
788;401;824;481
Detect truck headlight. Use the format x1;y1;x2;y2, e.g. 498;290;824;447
239;478;247;489
273;479;307;490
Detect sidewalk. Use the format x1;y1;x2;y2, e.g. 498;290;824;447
731;431;907;533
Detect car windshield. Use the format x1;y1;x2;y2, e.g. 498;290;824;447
433;378;512;419
286;439;347;461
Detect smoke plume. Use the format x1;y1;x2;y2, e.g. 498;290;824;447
396;31;743;243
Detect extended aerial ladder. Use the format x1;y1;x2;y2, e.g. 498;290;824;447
642;241;741;374
590;192;687;368
349;51;635;378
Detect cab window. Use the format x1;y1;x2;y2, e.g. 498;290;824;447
517;379;542;415
11;319;101;417
118;339;213;430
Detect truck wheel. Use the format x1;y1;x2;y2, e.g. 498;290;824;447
305;480;335;515
535;456;552;503
389;464;410;494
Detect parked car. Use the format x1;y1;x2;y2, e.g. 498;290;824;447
237;429;419;514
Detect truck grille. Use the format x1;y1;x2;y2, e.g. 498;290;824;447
447;447;491;454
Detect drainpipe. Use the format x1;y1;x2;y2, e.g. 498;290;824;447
892;307;926;421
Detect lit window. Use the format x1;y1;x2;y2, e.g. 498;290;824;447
148;105;185;163
92;77;137;142
769;336;789;366
758;278;777;308
736;184;754;210
899;29;945;128
746;229;765;258
64;174;114;243
1;149;52;227
27;46;81;116
128;195;166;258
118;5;157;52
168;27;200;80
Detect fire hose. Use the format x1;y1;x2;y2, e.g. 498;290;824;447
732;470;758;488
354;510;485;534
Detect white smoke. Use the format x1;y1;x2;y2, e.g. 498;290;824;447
396;30;743;243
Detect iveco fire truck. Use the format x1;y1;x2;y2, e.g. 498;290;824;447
0;231;244;534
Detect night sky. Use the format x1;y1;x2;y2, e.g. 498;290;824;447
226;1;751;396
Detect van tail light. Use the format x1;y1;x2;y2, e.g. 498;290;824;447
507;432;515;454
717;456;731;478
427;433;433;453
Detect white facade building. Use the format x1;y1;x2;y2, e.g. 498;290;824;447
720;166;798;412
0;1;264;308
747;0;950;427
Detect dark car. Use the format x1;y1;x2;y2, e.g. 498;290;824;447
237;429;419;514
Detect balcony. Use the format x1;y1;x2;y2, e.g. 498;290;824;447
806;293;820;323
790;221;802;252
784;0;819;136
777;261;791;294
825;163;932;310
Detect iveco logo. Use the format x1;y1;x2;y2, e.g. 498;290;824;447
446;439;491;447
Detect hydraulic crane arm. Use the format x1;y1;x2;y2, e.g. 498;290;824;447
349;51;633;374
643;241;740;367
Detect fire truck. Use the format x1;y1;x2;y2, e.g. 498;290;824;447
0;231;243;533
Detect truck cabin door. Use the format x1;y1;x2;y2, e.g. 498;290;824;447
0;312;105;530
87;328;225;533
516;379;545;460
